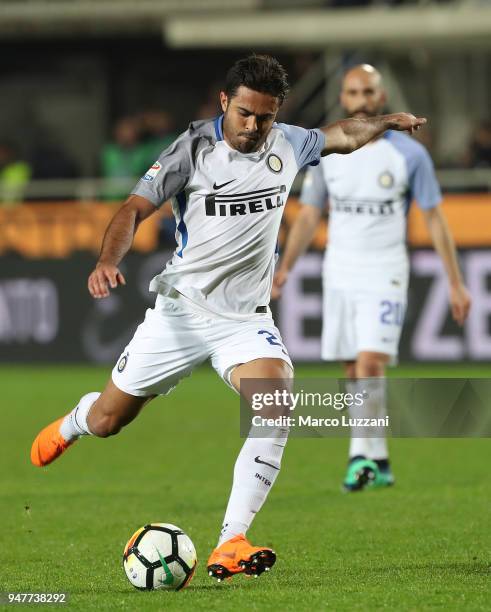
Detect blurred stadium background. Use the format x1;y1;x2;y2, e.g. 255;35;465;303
2;3;491;608
1;0;491;366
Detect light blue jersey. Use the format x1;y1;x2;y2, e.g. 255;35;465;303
300;131;441;291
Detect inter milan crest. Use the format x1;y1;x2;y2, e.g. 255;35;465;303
117;352;129;372
267;154;283;174
378;171;394;189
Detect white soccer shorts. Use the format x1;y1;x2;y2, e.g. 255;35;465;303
321;286;407;361
112;293;293;397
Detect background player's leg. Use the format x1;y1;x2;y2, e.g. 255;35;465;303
343;360;371;461
356;351;388;377
344;361;356;379
218;357;293;545
343;358;381;490
355;351;393;483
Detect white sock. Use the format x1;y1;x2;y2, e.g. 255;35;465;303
349;436;371;459
366;377;388;460
59;392;100;441
218;425;288;545
347;379;371;459
218;521;249;544
349;378;388;460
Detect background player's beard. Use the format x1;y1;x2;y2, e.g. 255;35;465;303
347;106;385;119
347;110;378;119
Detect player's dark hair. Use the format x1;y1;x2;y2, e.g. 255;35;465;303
225;54;290;104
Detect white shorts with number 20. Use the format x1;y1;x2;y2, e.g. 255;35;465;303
321;284;407;362
112;292;292;397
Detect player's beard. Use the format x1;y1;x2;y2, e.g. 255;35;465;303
346;105;385;119
235;132;263;153
222;109;268;153
347;110;378;119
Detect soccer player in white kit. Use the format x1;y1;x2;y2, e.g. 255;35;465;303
31;56;427;579
274;64;471;492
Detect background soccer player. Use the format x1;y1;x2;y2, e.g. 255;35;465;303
31;55;426;578
273;64;471;491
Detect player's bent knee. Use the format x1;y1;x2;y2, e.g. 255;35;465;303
230;358;293;422
266;359;293;380
231;358;293;392
362;363;383;377
344;361;356;379
356;353;389;378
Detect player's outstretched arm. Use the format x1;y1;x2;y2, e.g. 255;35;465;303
320;113;427;156
422;205;471;326
88;195;156;299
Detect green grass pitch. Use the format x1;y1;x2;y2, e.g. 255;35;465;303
2;364;490;610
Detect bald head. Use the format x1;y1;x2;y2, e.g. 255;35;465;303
343;64;382;87
340;64;386;118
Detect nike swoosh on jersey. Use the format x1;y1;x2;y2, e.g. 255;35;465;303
213;179;236;190
254;456;280;470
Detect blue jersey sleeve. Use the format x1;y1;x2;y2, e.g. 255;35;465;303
276;123;324;169
409;146;442;210
385;131;442;210
300;163;328;209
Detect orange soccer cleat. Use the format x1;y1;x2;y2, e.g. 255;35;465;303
30;417;76;467
207;534;276;582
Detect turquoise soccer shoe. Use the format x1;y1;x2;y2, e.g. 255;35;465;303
342;458;380;492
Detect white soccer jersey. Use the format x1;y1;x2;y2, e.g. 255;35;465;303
300;131;442;291
133;116;324;317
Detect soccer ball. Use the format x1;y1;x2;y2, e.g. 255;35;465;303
123;523;197;591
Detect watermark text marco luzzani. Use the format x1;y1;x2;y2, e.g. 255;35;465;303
250;389;389;428
242;379;491;438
